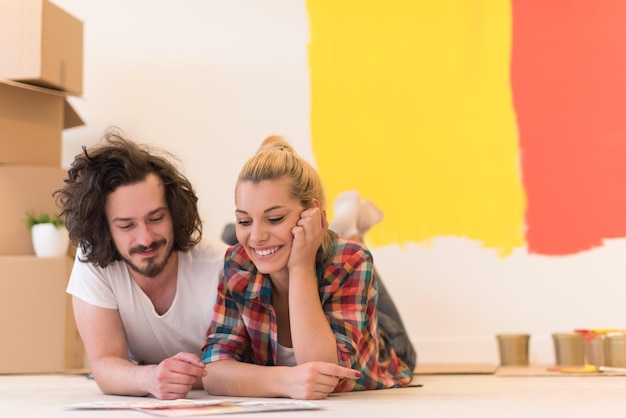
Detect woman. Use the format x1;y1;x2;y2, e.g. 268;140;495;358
201;136;414;400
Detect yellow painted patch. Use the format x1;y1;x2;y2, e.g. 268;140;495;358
307;0;525;255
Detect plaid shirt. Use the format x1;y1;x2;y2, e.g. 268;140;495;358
201;235;413;391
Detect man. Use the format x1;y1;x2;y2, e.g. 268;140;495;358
55;130;226;399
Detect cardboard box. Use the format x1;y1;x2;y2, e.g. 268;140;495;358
65;291;86;370
0;165;68;255
0;79;83;166
0;255;83;373
0;0;83;95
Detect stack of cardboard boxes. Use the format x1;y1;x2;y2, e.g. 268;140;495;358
0;0;85;373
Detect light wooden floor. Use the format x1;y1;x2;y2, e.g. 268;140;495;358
1;371;625;417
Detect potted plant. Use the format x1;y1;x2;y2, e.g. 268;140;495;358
24;210;69;258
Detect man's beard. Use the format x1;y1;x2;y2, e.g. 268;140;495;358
124;239;173;278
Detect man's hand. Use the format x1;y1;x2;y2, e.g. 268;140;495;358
149;352;207;399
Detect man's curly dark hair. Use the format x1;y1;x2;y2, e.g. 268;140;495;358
54;128;202;267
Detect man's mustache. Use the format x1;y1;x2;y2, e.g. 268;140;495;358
129;239;166;255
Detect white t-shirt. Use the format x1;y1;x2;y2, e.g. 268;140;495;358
276;343;296;367
66;239;227;365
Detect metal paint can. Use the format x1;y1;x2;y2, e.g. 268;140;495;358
604;333;626;367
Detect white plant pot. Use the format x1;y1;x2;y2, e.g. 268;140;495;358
31;223;70;258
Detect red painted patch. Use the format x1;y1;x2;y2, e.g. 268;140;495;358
512;0;626;255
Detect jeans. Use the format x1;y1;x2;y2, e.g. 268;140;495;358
375;268;417;371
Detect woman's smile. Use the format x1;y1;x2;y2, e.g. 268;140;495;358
253;246;281;257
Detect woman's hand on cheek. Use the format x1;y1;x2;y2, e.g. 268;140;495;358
288;207;326;270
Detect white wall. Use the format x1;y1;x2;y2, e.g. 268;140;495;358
57;0;313;241
54;0;626;366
